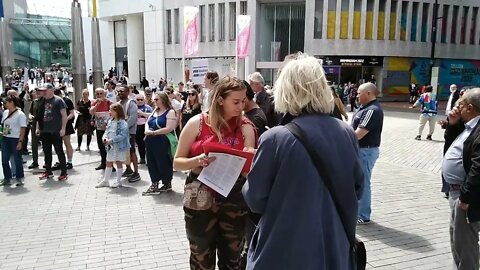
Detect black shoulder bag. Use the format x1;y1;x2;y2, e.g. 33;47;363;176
285;121;367;270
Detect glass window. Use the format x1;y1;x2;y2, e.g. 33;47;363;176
259;3;305;61
327;0;336;39
219;3;226;41
421;3;429;42
209;4;215;41
200;5;206;42
377;0;386;40
166;10;172;44
366;0;374;40
471;7;478;45
353;0;361;39
441;5;449;43
410;2;419;41
451;5;459;44
229;2;237;41
389;1;397;40
240;1;247;15
460;6;469;44
340;0;349;39
314;0;324;39
114;20;127;48
174;9;180;44
400;1;408;41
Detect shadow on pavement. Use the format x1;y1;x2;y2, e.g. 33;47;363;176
2;186;30;196
108;185;138;196
152;191;183;206
39;179;74;190
357;221;435;253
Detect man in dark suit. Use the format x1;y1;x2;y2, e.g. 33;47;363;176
442;88;480;269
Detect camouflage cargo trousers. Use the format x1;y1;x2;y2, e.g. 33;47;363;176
184;174;248;270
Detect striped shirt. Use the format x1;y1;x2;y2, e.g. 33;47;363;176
351;99;384;148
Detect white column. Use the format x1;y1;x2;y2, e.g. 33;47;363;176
322;0;329;39
373;0;380;39
426;2;433;43
405;1;412;41
395;0;402;40
348;0;354;39
360;0;367;39
446;5;453;43
144;7;166;81
456;7;463;44
335;0;341;39
416;2;423;42
465;7;473;44
385;0;392;40
126;13;145;85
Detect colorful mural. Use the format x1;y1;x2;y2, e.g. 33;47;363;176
384;57;480;99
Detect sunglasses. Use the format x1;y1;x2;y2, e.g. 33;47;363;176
95;93;103;95
188;93;196;96
166;92;172;95
136;99;144;101
154;98;159;101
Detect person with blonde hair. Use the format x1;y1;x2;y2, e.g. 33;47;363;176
174;76;257;269
243;53;363;269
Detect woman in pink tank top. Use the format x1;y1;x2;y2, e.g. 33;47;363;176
174;76;257;270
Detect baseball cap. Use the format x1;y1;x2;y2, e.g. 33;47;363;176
38;83;54;91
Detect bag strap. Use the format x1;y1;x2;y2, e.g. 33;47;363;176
2;109;19;125
285;121;356;250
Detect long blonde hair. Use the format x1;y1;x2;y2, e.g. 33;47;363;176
207;76;246;141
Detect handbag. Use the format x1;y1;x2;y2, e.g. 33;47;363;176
153;110;178;158
183;180;214;211
285;121;367;270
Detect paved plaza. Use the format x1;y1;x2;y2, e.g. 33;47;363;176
0;108;455;270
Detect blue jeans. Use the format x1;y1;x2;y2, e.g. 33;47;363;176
2;137;24;180
358;147;380;220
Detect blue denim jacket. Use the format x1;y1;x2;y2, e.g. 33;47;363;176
103;119;130;151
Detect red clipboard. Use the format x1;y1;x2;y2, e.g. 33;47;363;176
202;142;254;173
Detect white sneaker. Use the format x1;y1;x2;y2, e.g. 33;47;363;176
110;180;121;188
95;180;109;188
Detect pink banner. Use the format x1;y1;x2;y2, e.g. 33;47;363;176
236;15;251;59
184;6;199;56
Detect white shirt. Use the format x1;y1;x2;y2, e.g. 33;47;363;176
1;109;27;139
171;98;182;111
106;89;117;103
202;89;210;112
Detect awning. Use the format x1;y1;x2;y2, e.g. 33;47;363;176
9;17;71;41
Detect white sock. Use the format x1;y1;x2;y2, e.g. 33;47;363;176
104;167;113;184
116;168;123;185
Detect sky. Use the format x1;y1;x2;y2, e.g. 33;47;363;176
25;0;90;18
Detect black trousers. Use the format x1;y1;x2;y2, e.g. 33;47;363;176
96;129;107;167
41;132;66;175
136;124;146;160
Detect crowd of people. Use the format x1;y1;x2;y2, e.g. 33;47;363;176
0;52;388;269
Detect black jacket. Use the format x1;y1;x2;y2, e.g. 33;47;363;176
461;121;480;222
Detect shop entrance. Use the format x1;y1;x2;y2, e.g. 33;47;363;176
340;67;362;85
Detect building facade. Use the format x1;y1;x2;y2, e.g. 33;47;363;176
96;0;480;98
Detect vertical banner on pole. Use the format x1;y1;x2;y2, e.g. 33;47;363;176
184;6;199;56
0;0;4;18
236;15;251;59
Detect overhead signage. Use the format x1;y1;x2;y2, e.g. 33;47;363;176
318;56;384;67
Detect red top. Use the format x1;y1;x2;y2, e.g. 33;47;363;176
91;99;111;112
190;113;257;158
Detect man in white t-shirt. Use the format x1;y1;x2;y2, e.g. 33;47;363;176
105;80;117;103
